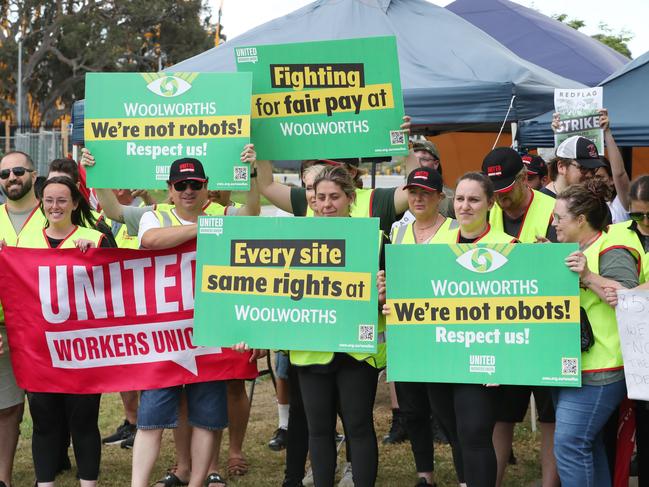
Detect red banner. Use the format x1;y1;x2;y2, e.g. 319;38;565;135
0;241;257;393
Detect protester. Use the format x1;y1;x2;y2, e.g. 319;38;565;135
388;165;456;487
385;172;514;487
289;165;385;487
131;152;258;487
15;176;113;487
481;147;559;487
552;180;639;487
408;139;454;217
540;135;605;199
551;109;630;223
522;154;548;191
604;175;649;487
0;151;44;487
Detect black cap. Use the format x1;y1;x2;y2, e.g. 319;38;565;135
404;166;443;192
555;136;605;169
481;147;524;193
168;158;208;184
522;154;547;177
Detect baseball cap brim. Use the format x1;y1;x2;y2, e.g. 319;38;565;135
403;183;441;192
575;158;606;169
169;176;208;183
492;176;517;193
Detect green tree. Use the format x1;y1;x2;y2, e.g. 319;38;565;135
552;14;633;58
0;0;215;127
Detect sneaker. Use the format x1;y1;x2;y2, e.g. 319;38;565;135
120;432;135;449
337;462;353;487
102;419;136;445
268;427;288;451
302;468;314;487
382;410;407;444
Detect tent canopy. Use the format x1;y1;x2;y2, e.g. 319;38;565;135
72;0;582;144
518;50;649;148
446;0;628;87
171;0;581;130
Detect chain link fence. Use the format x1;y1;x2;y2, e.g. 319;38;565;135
3;130;66;175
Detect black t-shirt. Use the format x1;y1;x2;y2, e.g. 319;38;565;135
47;234;113;249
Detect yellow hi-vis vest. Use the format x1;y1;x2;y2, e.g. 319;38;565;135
489;189;555;243
17;225;104;249
156;201;237;217
390;218;458;245
436;224;517;244
0;204;47;246
606;221;647;283
306;188;373;218
581;231;640;373
0;203;47;322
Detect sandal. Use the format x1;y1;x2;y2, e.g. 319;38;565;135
205;472;227;487
227;456;249;477
153;472;189;487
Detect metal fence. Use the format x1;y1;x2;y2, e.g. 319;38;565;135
2;130;66;175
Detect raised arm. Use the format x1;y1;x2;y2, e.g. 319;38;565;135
257;159;294;213
80;148;126;222
601;109;630;210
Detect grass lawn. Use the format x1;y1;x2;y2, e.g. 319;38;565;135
12;368;545;486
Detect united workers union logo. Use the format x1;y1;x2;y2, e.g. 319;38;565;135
143;72;196;98
453;245;513;274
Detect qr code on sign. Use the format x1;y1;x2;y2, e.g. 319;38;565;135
390;130;405;145
562;357;578;375
358;324;375;342
234;166;248;181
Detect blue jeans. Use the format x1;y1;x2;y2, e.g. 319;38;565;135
553;379;626;487
138;380;228;431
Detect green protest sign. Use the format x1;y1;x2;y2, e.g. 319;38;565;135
193;216;380;352
235;36;408;160
386;243;581;387
84;72;252;190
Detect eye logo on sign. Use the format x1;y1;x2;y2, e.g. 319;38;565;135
456;248;507;273
147;76;192;98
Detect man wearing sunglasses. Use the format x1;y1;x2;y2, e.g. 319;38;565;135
133;152;258;487
0;150;45;487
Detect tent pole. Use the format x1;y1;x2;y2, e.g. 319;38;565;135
371;161;376;189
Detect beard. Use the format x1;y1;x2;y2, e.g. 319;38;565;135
5;176;33;201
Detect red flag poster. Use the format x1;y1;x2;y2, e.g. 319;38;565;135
0;241;257;393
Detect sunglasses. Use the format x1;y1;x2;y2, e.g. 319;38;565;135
173;180;205;192
0;167;34;179
629;212;649;222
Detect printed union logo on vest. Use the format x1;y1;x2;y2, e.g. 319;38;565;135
199;217;224;235
456;248;508;274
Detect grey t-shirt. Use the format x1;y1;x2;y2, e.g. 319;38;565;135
7;207;36;235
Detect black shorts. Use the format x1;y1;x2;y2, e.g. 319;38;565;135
497;385;555;423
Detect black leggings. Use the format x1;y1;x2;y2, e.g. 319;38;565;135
284;363;310;485
298;356;379;487
395;381;435;472
426;382;498;487
28;392;102;482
